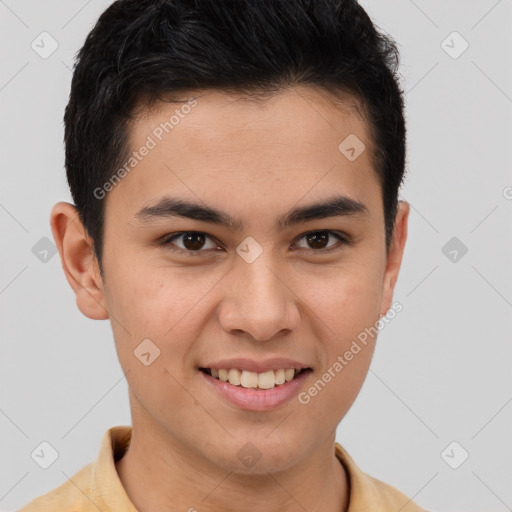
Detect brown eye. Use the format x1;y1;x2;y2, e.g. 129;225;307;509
181;232;207;251
161;231;220;255
160;229;350;258
294;230;349;252
306;231;329;249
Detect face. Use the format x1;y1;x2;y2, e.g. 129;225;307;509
55;86;408;474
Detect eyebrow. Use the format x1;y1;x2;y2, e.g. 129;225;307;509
134;194;368;232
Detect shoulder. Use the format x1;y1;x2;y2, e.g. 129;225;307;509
17;462;94;511
17;426;132;512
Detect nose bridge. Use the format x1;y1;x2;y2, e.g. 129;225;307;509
219;247;299;341
240;254;283;306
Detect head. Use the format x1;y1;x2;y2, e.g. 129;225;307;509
52;0;409;474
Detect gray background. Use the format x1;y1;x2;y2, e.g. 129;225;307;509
1;1;511;511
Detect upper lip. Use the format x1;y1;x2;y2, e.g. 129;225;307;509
200;358;312;373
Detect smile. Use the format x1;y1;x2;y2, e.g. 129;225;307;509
200;367;311;390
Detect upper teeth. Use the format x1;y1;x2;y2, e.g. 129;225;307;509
210;368;300;389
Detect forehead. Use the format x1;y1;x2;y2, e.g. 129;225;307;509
133;86;371;158
106;86;381;224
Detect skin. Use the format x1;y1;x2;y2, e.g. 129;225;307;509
50;85;409;512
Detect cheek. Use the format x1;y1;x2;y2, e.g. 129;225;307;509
297;285;379;429
104;260;223;340
301;262;383;338
104;268;200;418
103;263;227;406
296;265;381;413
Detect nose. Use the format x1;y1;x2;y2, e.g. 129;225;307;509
217;252;301;342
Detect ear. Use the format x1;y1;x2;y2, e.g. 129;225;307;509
379;200;410;317
50;202;109;320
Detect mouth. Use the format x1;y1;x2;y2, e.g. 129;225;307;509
199;367;313;391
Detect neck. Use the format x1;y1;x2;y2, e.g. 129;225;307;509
115;422;349;512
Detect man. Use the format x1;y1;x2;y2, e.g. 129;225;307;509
19;0;425;510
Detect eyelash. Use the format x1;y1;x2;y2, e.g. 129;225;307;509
158;230;351;257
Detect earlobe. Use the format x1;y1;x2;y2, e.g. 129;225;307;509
379;200;410;317
50;202;109;320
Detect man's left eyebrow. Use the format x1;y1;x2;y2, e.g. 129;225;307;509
134;194;369;231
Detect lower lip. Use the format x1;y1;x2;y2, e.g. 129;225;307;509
199;369;312;411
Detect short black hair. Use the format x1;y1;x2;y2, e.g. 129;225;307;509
64;0;407;276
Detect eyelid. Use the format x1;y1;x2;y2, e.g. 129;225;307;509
159;229;351;256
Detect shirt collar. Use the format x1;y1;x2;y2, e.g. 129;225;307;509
90;425;138;510
334;442;423;511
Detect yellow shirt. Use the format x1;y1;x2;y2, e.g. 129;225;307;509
18;426;427;511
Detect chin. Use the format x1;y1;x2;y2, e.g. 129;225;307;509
209;435;302;475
